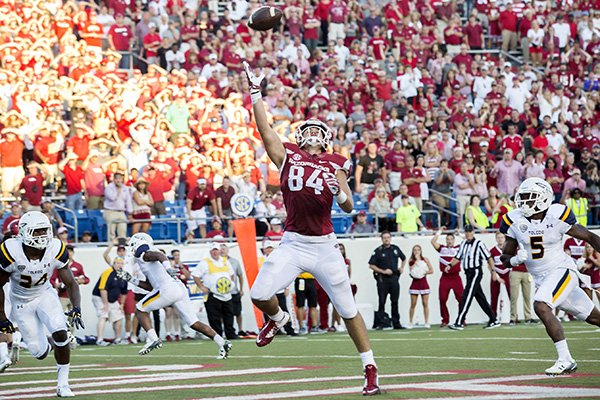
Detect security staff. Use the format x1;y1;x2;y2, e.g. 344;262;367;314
368;231;407;329
448;224;502;330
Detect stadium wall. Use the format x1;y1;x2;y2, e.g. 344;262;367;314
68;232;580;337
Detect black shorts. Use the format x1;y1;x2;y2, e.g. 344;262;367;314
231;293;242;316
295;278;317;308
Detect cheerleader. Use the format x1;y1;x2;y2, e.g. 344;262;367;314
408;245;434;328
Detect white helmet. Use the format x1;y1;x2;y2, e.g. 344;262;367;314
294;118;333;149
128;232;153;256
515;177;553;217
18;211;53;249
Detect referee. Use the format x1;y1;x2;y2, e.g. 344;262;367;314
448;225;501;330
368;231;407;330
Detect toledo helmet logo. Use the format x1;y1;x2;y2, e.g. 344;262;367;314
216;277;232;294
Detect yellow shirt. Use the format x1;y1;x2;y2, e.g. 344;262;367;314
396;204;421;233
465;205;490;228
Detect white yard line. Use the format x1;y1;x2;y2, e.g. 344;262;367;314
1;363;204;378
0;371;457;399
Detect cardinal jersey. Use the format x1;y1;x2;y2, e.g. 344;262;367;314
437;245;460;275
0;239;68;301
500;204;577;280
564;238;586;260
280;143;352;236
490;245;511;275
134;244;179;288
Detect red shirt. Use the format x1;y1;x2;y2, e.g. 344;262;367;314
436;245;461;275
34;136;60;165
108;24;132;51
143;33;161;57
2;215;19;233
303;15;320;40
67;135;91;161
564;238;586;260
499;10;518;32
400;167;424;197
501;135;523;156
464;23;483;48
329;3;347;23
187;187;215;210
146;172;171;203
385;150;406;172
214;185;235;211
51;261;89;298
369;37;388;60
63;164;84;195
280;143;351;236
80;22;104;47
444;26;463;45
0;138;24;167
490;245;510;275
20;174;44;206
206;229;226;238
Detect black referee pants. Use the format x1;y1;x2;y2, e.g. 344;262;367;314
376;276;400;328
454;269;495;325
205;293;237;339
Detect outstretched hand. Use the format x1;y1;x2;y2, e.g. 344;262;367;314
242;61;264;92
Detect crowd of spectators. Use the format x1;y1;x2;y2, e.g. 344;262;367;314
0;0;599;241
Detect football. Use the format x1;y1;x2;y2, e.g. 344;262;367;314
247;6;283;31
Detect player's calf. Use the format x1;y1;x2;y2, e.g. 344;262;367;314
585;308;600;327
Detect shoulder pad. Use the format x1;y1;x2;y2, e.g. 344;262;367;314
549;203;577;225
325;153;353;175
52;239;69;263
0;239;16;269
135;244;151;258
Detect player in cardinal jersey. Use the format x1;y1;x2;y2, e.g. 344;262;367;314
117;233;232;359
500;178;600;376
244;62;380;396
489;232;511;321
431;228;463;327
0;212;83;397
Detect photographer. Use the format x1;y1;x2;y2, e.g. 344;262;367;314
368;231;406;329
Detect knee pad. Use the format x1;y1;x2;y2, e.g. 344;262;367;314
52;331;70;348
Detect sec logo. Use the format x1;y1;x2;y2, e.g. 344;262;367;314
216;277;232;294
231;193;254;217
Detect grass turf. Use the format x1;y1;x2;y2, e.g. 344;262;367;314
1;322;599;399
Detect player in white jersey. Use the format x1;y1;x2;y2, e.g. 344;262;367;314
500;178;600;375
117;233;232;358
0;211;83;397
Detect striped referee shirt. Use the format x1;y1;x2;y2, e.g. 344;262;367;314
454;239;491;271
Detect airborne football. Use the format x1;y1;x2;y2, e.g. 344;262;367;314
1;0;600;398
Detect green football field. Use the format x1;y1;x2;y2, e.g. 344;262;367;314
2;322;600;399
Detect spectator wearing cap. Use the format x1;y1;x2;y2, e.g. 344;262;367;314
186;178;217;239
92;256;128;345
0;128;25;198
131;178;153;234
57;226;70;244
499;2;518;52
103;171;133;241
347;210;376;234
18;162;45;211
265;218;284;240
562;169;586;201
206;216;226;238
108;13;133;68
143;22;161;65
218;242;247;336
51;245;89;333
192;242;237;339
201;54;225;80
355;143;386;202
491;149;523;196
567;188;589;226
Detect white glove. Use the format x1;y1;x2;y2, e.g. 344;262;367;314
323;173;340;196
510;249;528;266
242;61;264;93
576;257;586;269
116;269;140;286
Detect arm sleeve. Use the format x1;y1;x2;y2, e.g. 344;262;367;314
98;268;113;290
367;250;379;266
558;206;577;233
54;242;69;268
499;214;514;237
398;248;406;262
454;242;465;261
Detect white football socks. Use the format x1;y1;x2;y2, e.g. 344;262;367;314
213;334;226;347
57;363;70;387
555;339;573;361
360;350;376;368
269;308;286;326
147;329;159;342
0;342;8;360
12;331;21;345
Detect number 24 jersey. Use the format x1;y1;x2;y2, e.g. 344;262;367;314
280;143;352;236
0;238;69;301
500;204;577;279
